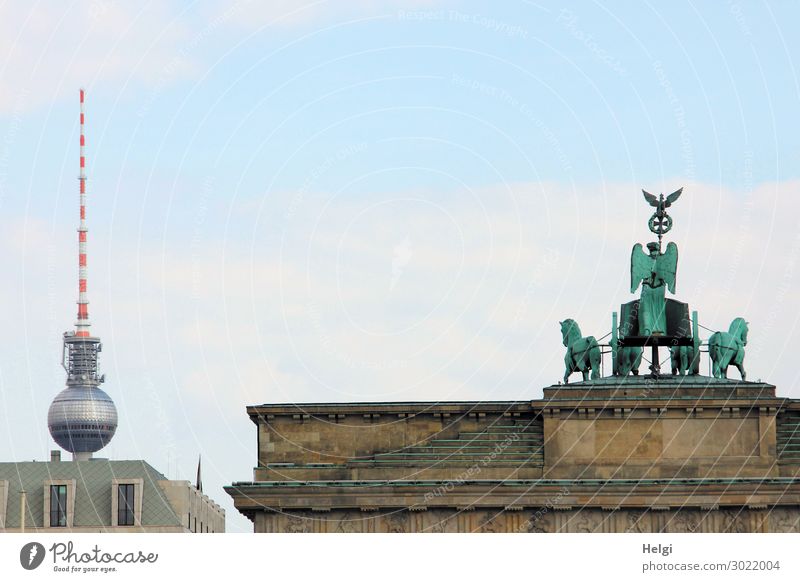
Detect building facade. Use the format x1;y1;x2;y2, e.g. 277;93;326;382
0;454;224;533
226;376;800;533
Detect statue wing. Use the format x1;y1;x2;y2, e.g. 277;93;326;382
630;243;653;293
657;242;678;293
642;190;659;207
665;187;683;206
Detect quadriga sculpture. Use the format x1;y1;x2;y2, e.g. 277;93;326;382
560;319;601;384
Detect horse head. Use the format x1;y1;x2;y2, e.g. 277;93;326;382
560;319;581;347
729;317;749;345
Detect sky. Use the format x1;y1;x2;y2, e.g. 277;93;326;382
0;0;799;533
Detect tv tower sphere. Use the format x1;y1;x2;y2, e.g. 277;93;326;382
47;88;117;459
48;381;118;454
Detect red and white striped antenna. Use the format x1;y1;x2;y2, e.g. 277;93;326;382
76;88;91;337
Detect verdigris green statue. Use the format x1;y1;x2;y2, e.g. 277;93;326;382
560;319;600;383
630;188;682;337
615;345;642;376
630;242;678;335
670;345;697;375
709;318;748;380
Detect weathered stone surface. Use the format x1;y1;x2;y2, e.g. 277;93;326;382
226;376;800;532
245;506;800;533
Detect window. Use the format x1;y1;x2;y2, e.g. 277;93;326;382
50;485;67;527
110;479;141;528
117;484;135;526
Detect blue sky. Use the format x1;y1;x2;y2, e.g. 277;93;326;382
4;1;800;205
1;1;799;532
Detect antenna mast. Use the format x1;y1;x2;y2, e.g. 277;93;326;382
76;88;90;337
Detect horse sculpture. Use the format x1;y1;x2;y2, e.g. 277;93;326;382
560;319;601;384
708;317;748;380
670;345;697;375
615;346;643;376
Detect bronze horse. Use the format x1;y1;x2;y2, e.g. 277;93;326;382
560;319;601;384
670;345;697;375
616;345;642;376
709;317;748;380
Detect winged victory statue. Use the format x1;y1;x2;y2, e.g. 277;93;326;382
631;241;678;336
629;188;682;336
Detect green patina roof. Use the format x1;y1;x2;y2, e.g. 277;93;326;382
0;459;182;529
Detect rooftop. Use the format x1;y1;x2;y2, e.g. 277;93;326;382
0;459;181;529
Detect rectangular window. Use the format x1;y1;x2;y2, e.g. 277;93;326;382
50;485;67;527
117;484;135;526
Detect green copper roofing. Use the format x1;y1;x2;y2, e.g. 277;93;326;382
0;459;182;529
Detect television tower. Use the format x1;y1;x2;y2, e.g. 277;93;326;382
47;89;118;461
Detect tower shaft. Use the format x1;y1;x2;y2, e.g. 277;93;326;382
76;88;90;337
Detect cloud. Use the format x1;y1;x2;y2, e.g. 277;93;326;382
0;0;450;115
0;2;195;114
218;0;446;30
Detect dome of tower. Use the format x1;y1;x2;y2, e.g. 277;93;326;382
47;385;117;454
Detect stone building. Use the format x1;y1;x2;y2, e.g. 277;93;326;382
0;454;224;533
226;377;800;532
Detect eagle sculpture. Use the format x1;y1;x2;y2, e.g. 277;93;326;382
642;188;682;218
